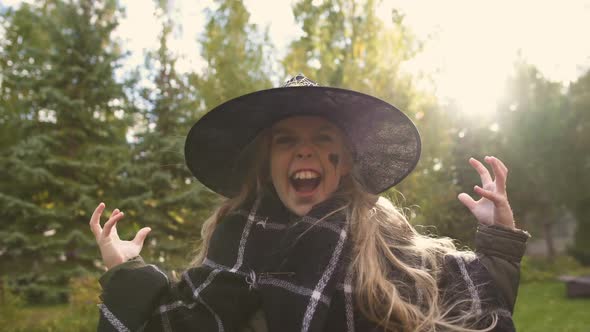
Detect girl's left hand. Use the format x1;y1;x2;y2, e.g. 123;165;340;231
458;156;515;229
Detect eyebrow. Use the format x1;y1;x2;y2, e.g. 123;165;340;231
317;125;337;133
271;127;295;136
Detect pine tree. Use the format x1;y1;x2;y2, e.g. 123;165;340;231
0;0;132;303
112;1;218;270
110;0;274;271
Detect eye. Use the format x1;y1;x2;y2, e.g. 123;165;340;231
315;134;333;143
274;135;296;145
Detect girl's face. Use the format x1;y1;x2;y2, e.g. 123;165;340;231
269;116;351;216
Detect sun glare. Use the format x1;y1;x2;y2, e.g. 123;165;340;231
4;0;588;117
390;0;590;116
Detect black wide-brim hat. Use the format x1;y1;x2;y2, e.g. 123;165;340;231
185;74;421;197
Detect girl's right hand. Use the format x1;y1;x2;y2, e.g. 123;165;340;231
89;203;152;270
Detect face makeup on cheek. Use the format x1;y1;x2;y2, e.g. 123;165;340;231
328;153;340;170
269;116;350;216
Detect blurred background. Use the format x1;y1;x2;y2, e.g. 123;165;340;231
1;0;589;330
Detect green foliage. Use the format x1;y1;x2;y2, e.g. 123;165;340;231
0;277;99;332
520;256;590;283
115;1;219;269
0;0;132;303
473;61;590;258
566;70;590;263
0;278;26;327
496;62;568;227
284;0;472;241
192;0;273;110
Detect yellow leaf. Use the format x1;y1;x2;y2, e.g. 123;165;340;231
168;211;185;224
143;199;158;207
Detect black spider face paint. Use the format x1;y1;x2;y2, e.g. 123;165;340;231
328;153;340;170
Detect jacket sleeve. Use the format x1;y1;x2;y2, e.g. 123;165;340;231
97;256;163;331
97;256;261;332
438;225;529;332
474;225;530;313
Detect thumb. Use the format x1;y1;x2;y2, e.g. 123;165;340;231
132;227;151;247
457;193;476;211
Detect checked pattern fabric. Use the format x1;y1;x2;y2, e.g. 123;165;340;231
97;189;519;332
99;190;357;332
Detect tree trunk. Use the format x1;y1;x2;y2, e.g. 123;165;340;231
0;276;3;305
543;221;555;261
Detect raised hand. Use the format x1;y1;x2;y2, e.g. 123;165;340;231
457;156;515;229
89;203;151;270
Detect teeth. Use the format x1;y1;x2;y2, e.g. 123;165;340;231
292;171;319;180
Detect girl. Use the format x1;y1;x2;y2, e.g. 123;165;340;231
90;75;529;332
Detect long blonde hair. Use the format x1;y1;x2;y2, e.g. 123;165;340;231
190;129;497;331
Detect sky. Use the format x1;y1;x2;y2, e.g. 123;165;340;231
3;0;590;116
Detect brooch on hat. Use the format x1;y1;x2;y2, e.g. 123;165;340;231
282;73;320;87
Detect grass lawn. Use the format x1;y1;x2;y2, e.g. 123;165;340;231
4;304;97;332
513;281;590;332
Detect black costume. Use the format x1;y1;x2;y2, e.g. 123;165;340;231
97;190;529;332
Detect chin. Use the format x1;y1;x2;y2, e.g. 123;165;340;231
284;198;313;216
290;205;312;216
286;192;329;216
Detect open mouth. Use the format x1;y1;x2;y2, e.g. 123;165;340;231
290;170;322;193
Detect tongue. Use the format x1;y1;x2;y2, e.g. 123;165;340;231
292;178;320;192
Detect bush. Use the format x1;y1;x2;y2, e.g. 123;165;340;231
0;279;26;328
520;255;590;283
568;246;590;266
2;276;99;332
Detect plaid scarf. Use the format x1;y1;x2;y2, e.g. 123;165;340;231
98;190;519;332
140;190;355;332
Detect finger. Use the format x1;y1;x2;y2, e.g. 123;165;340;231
469;157;493;186
485;156;507;178
486;157;506;194
457;193;476;211
89;203;105;237
103;212;124;238
132;227;152;247
110;208;120;218
474;185;504;204
494;156;509;175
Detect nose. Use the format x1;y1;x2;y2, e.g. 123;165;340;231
295;143;314;159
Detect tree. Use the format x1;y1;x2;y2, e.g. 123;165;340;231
112;0;218;270
284;0;471;242
565;69;590;264
191;0;273;111
115;0;275;270
0;0;132;303
492;61;568;258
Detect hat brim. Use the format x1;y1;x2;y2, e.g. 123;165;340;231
185;86;421;197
